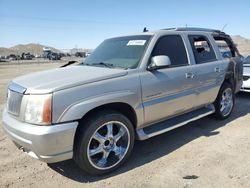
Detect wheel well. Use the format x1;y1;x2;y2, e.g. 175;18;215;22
224;76;235;90
73;103;137;154
79;102;137;128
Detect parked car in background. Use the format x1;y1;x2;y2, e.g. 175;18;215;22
58;53;65;58
243;56;250;63
21;53;33;60
2;28;243;175
8;54;18;61
48;52;61;60
241;55;250;92
75;52;86;58
0;55;6;62
85;52;91;57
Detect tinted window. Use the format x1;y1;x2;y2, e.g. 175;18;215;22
152;35;188;67
188;35;216;64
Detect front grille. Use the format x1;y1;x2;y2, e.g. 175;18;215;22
7;90;23;116
241;87;250;91
243;76;250;81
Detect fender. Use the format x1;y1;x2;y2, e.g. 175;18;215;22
223;56;243;92
56;90;144;126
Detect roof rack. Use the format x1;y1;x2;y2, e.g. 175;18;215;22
162;27;225;35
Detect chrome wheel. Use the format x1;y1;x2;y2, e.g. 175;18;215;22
220;88;233;117
87;121;130;170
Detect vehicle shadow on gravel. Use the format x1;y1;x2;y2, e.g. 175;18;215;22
48;92;250;182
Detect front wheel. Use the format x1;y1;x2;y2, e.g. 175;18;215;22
214;82;235;119
74;110;134;175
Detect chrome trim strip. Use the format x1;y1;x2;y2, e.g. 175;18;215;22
240;88;250;92
143;84;219;108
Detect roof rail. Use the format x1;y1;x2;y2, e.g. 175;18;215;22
162;27;225;34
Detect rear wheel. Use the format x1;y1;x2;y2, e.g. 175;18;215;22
74;110;134;175
214;82;234;119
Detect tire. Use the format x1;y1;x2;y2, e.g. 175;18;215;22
214;82;235;119
74;110;135;175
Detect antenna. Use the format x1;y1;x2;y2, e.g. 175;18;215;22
221;24;228;31
143;27;148;32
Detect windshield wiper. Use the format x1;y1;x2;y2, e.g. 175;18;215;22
92;62;114;68
84;62;127;69
60;60;78;68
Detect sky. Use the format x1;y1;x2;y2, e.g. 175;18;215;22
0;0;250;49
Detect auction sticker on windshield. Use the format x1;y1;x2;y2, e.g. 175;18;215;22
127;40;146;46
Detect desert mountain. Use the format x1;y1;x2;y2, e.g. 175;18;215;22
0;35;249;56
231;35;250;56
0;47;16;56
0;43;61;56
10;43;61;55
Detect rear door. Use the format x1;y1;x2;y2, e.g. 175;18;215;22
213;35;243;92
187;34;227;107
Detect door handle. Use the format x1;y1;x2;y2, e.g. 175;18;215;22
215;67;221;73
185;73;194;79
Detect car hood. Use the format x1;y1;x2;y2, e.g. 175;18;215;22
13;65;128;94
243;64;250;76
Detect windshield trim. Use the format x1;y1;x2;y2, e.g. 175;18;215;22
134;35;154;69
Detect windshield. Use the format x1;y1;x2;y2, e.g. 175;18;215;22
243;56;250;64
83;35;151;69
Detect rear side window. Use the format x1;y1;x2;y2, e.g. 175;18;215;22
188;35;216;64
152;35;189;67
213;36;236;58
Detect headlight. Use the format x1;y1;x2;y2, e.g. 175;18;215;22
24;94;52;125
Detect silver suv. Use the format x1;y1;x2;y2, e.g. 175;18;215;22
2;28;243;175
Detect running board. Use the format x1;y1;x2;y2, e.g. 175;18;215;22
136;104;215;140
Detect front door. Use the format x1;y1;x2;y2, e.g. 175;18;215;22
140;35;199;125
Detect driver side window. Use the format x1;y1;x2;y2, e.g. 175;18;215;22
152;35;189;67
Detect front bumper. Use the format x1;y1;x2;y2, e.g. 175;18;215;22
2;109;78;163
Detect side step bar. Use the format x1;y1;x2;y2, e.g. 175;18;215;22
136;104;215;140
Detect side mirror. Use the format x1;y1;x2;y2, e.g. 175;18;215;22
147;55;171;71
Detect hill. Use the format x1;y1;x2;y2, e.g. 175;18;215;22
0;47;16;56
10;43;61;55
0;43;61;56
0;35;249;56
231;35;250;56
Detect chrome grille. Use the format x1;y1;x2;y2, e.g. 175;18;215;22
7;90;23;116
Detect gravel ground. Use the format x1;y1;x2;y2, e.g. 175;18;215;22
0;62;250;188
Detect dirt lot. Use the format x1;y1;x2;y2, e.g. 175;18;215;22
0;62;250;188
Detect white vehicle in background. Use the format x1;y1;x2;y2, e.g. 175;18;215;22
241;55;250;92
85;52;91;57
